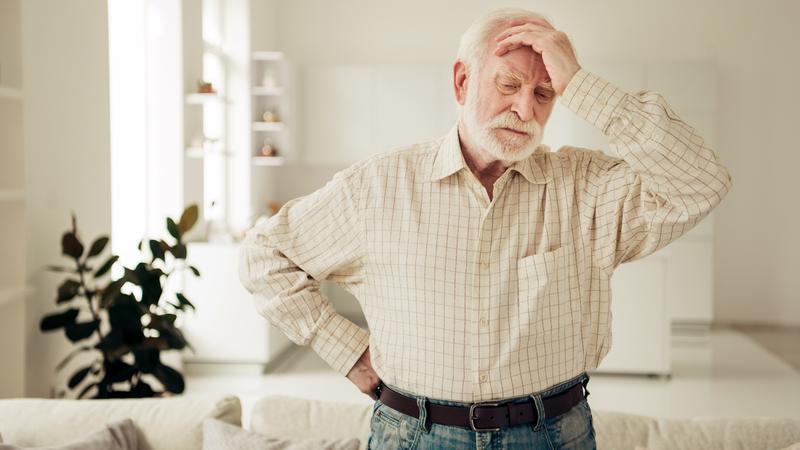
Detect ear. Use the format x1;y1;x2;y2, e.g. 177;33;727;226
453;60;469;106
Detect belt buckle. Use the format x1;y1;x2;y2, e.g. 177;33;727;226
468;402;502;432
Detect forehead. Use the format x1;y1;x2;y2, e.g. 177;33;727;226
485;46;551;86
485;28;550;84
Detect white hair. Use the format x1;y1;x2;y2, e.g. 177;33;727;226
456;8;551;78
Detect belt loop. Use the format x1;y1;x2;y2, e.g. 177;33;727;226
416;396;432;433
528;393;545;431
581;372;591;399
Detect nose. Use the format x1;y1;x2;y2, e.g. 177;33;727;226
511;89;536;123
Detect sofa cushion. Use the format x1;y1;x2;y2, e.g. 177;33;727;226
593;410;652;450
0;394;241;450
250;395;372;449
0;418;138;450
251;395;800;450
203;418;360;450
645;417;800;450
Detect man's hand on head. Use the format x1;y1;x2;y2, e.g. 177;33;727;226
493;18;581;96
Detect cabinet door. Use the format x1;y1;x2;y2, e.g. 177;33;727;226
182;242;291;367
596;256;671;375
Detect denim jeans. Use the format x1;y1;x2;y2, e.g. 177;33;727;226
367;372;596;450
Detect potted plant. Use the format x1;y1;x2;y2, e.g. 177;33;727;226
40;205;202;398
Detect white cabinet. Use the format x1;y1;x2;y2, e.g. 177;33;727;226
594;256;671;375
180;242;292;372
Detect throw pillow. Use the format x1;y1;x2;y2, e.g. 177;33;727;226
0;418;138;450
202;418;359;450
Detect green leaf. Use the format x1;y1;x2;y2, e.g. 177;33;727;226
166;217;180;240
77;382;98;399
122;267;139;284
160;313;177;324
68;365;92;389
57;279;81;303
154;363;185;393
87;236;109;258
170;243;187;259
133;347;160;374
149;239;165;261
94;255;119;278
108;296;143;332
176;293;196;311
159;323;188;350
178;204;199;233
46;265;73;273
65;319;100;342
188;265;201;277
99;277;125;308
94;329;129;360
129;379;155;397
40;308;80;331
140;265;164;306
106;359;136;383
61;232;84;259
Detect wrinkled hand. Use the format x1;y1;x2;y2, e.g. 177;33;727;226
493;18;581;96
346;346;382;400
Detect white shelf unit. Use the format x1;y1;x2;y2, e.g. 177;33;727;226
250;51;291;168
181;0;233;242
185;92;225;105
0;0;27;398
251;155;285;166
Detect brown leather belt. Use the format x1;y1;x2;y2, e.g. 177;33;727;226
375;380;588;432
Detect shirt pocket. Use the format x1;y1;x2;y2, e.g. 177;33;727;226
516;244;583;357
517;245;571;301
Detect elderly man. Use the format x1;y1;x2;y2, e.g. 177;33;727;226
239;7;733;450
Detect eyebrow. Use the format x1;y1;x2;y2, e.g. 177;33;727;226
497;70;554;90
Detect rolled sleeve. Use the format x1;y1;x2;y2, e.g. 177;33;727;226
238;167;370;377
560;68;734;273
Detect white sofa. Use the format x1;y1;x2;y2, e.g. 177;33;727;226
1;393;800;450
0;394;241;450
250;396;800;450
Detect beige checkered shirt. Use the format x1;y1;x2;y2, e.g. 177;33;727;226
238;68;733;403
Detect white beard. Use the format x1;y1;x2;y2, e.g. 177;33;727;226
461;90;545;163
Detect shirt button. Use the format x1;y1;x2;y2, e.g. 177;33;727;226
480;261;489;269
479;317;488;327
480;373;488;382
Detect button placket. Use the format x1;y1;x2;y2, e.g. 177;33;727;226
475;204;497;394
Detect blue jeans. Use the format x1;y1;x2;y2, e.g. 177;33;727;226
368;372;596;450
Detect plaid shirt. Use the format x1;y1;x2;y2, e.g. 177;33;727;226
238;68;733;402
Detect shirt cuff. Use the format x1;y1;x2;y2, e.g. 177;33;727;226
308;308;371;377
559;68;628;134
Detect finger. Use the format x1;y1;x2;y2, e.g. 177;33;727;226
495;23;554;42
495;31;547;55
494;41;531;57
494;42;524;57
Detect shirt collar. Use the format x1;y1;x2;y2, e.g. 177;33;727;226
425;123;552;184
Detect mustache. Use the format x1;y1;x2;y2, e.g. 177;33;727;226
488;113;542;135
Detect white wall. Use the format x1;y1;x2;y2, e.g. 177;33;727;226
252;0;800;327
22;0;111;397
